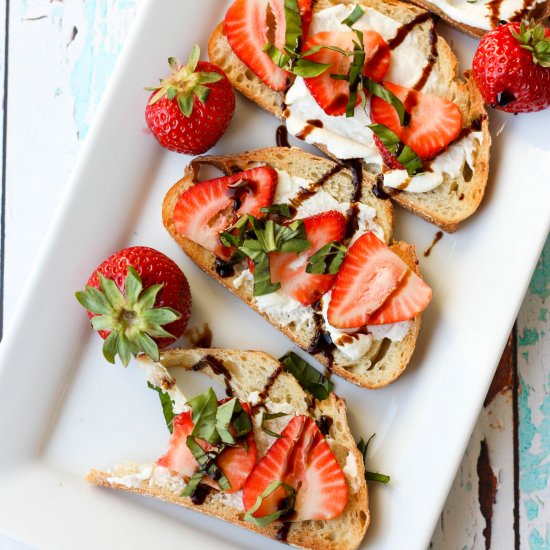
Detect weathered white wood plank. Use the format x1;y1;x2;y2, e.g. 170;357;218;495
430;337;516;550
3;0;137;325
517;236;550;550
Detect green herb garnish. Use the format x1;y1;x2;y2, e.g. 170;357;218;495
147;382;175;433
244;480;297;527
261;412;290;438
306;241;347;275
357;434;391;484
260;204;293;218
279;351;333;400
368;123;423;176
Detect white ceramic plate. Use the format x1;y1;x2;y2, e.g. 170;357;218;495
0;1;548;549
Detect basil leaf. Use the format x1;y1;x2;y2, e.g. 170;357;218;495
181;470;204;497
261;412;289;438
250;252;281;297
244;480;296;527
363;79;407;126
365;471;391;484
263;43;292;68
220;215;249;248
279;351;333;400
341;4;365;26
185;436;231;491
284;0;302;54
368;123;424;176
291;57;332;78
147;382;175;433
216;398;239;444
233;408;253;439
306;242;347;275
356;434;391;484
188;388;220;444
301;44;350;57
261;204;293;218
345;31;366;117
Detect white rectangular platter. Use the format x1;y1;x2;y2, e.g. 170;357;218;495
0;1;549;549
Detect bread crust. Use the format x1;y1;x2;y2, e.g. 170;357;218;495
405;0;550;37
162;147;423;388
87;349;370;550
208;0;492;232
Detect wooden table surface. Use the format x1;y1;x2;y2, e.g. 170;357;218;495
1;1;548;549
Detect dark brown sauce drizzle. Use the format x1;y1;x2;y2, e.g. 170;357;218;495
276;522;292;541
307;119;324;128
290;164;347;210
276;125;291;148
308;311;336;372
387;12;434;50
413;28;438;91
190;483;211;505
424;231;443;257
345;203;360;240
296;124;316;141
214;258;235;278
373;173;401;200
342;158;364;202
192;355;234;397
185;323;213;348
257;364;284;405
315;415;333;436
459;193;465;201
488;0;505;28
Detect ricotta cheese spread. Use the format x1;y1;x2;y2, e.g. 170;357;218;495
284;4;482;193
342;452;361;493
423;0;545;31
106;464;186;494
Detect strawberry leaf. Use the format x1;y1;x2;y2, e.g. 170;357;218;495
75;286;112;315
102;331;119;364
178;93;194;118
125;266;143;307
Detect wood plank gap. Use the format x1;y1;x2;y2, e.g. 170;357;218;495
0;0;10;339
511;324;520;550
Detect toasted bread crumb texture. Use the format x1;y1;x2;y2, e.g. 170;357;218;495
209;0;491;232
87;349;369;550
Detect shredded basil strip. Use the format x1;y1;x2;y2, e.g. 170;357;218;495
260;204;293;218
363;79;407;126
147;382;175;433
356;435;391;484
244;480;297;527
368;123;423;176
306;241;347;275
216;398;252;444
279;351;333;400
181;470;204;497
188;387;220;444
341;4;365;26
261;412;289;438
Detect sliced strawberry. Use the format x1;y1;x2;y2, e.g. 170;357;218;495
303;31;390;116
225;0;312;91
372;134;405;170
173;166;277;260
156;412;212;481
270;211;346;306
243;415;347;522
156;404;257;492
292;427;348;521
327;231;408;329
370;82;462;160
367;269;432;325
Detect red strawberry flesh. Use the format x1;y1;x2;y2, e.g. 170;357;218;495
243;415;348;522
327;231;408;329
370;82;462;160
270;211;346;305
225;0;312;91
173;166;277;260
303;30;390;116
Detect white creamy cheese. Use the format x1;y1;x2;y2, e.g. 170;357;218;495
210;489;245;510
284;4;483;193
383;132;483;192
107;465;153;489
422;0;545;31
342;452;361;493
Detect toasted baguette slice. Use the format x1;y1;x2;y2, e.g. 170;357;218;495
404;0;550;38
162;147;423;388
87;349;369;550
209;0;491;232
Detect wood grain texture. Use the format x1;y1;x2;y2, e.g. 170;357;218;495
1;1;549;549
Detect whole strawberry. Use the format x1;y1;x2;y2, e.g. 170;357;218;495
145;45;235;154
472;20;550;113
76;247;191;366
